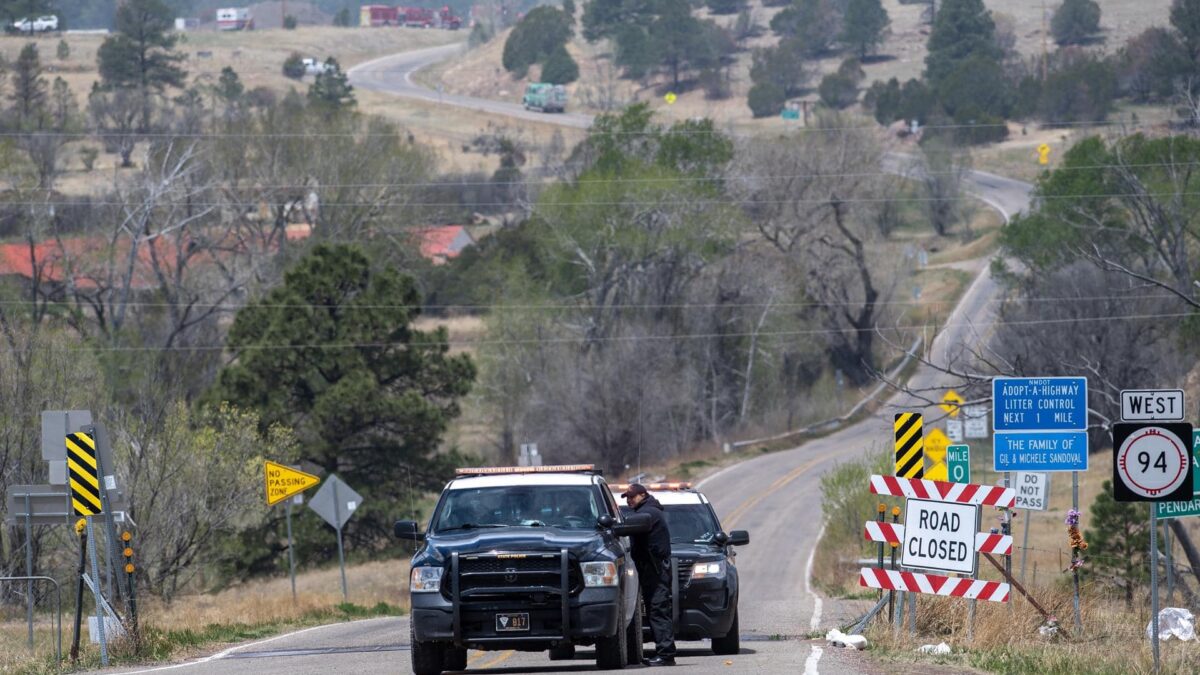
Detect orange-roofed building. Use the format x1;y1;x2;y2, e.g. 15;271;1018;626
413;225;475;265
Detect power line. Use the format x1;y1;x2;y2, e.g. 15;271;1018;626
0;115;1154;139
0;291;1177;313
15;158;1200;191
3;189;1199;208
4;309;1192;353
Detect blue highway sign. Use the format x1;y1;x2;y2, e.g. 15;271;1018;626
992;376;1089;472
993;377;1088;431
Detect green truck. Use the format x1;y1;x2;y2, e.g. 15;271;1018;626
522;83;568;113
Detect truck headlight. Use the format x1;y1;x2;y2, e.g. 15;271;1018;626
691;561;726;579
410;566;444;593
582;561;619;587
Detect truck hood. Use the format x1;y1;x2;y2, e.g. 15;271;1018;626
416;528;615;565
670;542;725;560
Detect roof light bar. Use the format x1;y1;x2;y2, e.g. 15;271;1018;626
609;482;693;492
455;464;598;476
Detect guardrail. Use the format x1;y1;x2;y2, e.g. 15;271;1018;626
728;336;924;452
0;575;63;664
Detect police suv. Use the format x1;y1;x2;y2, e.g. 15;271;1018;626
394;465;650;674
614;482;749;655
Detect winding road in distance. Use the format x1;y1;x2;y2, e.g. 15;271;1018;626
112;45;1034;675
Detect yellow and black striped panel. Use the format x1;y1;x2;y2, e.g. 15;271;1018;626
894;413;924;479
66;432;102;517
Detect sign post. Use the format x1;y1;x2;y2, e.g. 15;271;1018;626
1013;472;1049;584
1114;389;1192;675
264;460;320;603
308;475;364;603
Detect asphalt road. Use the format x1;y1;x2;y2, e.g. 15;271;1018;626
113;48;1035;675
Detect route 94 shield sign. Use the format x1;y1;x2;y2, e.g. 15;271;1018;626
1113;423;1194;503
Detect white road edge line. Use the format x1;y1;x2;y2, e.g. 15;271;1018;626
803;644;823;675
694;461;742;490
110;616;398;673
806;524;826;632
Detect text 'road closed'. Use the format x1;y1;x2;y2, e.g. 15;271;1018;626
901;498;980;576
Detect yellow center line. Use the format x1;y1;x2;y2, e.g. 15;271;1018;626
723;453;831;530
466;649;485;664
474;649;515;669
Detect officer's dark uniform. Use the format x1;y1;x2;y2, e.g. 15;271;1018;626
623;485;676;664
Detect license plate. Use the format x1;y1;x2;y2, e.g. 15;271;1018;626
495;612;530;632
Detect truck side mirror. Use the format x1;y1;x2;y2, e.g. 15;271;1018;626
713;532;729;545
597;514;615;529
728;530;750;546
394;520;424;541
612;513;652;537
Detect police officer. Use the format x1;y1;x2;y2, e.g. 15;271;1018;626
621;483;676;666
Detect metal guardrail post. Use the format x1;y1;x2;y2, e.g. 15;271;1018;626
0;575;63;664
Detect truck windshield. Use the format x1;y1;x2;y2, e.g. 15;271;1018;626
433;486;603;532
661;504;720;544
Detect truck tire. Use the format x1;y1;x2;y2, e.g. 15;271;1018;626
625;595;644;665
711;609;740;655
594;606;628;670
410;623;445;675
443;646;468;671
548;643;576;660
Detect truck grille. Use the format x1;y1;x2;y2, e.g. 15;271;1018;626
675;558;694;590
450;553;583;600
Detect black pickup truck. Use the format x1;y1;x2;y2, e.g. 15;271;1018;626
394;465;650;675
614;482;749;655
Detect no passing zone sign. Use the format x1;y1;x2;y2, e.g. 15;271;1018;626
1112;423;1194;503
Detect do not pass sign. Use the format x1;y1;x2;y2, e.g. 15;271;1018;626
1112;423;1194;503
901;498;979;576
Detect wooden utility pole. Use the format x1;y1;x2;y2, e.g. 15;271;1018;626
1041;0;1049;81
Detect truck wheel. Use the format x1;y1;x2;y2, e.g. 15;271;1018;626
443;646;468;671
711;609;740;655
625;595;644;665
548;643;576;660
594;609;628;670
410;623;445;675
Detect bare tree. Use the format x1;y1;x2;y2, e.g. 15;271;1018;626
731;113;904;385
917;137;971;237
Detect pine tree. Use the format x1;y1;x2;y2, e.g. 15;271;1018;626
306;58;355;112
541;45;580;84
10;42;46;130
1084;481;1150;609
1051;0;1101;46
96;0;186;130
1172;0;1200;62
841;0;890;58
924;0;1001;86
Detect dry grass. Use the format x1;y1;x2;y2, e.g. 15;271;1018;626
0;26;460;107
866;584;1200;674
0;558;410;673
141;559;409;631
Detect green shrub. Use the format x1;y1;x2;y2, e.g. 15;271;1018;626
282;52;305;79
541;45;579;84
747;82;786;117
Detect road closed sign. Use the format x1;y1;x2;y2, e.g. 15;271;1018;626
901;498;979;576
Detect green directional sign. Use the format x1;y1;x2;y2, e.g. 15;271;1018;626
1192;429;1200;493
1157;497;1200;520
1159;431;1200;518
948;444;970;484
